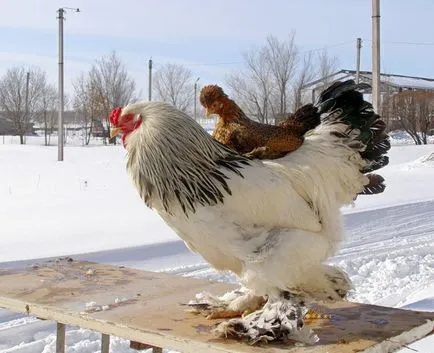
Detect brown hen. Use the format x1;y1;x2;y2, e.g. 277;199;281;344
199;85;320;159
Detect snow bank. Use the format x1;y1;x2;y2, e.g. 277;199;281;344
0;144;177;263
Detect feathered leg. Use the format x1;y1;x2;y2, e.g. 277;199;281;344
213;291;319;345
186;287;266;320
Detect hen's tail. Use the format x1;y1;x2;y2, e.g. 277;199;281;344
315;80;390;195
280;104;321;136
283;80;384;145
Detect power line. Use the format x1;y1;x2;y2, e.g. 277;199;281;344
300;40;354;54
364;39;434;46
150;40;355;69
150;60;243;69
187;61;244;67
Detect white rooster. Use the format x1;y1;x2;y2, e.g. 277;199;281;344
109;80;390;344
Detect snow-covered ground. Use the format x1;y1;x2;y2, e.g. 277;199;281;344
0;134;433;352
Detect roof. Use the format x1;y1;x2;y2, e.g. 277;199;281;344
303;69;434;91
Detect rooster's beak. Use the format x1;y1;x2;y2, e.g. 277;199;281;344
110;127;122;138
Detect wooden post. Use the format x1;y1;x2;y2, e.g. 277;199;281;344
56;322;66;353
101;333;110;353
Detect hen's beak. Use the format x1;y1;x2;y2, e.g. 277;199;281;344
110;127;122;138
205;108;213;118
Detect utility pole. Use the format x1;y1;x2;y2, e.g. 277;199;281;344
57;8;65;161
372;0;381;113
57;7;80;162
148;58;153;101
24;71;30;144
194;77;200;120
356;38;362;84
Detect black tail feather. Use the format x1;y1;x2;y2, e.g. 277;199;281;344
362;155;389;173
282;80;370;136
361;173;386;194
316;81;370;114
316;80;391;195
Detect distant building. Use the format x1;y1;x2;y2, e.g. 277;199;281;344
303;69;434;108
0;110;111;138
91;118;108;138
302;70;434;132
0;112;36;135
0;115;15;135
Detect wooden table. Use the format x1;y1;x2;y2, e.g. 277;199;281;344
0;259;432;352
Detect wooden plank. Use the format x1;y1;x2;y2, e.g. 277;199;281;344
130;341;149;350
0;260;432;353
130;341;162;351
101;333;110;353
56;322;66;353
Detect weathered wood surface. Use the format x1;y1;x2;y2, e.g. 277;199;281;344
0;260;432;353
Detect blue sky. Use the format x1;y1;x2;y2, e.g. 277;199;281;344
1;0;434;100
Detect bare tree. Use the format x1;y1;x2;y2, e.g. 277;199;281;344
39;84;57;146
316;49;339;88
376;75;395;129
383;90;434;144
88;51;136;144
265;33;298;118
227;48;273;123
154;63;195;113
73;73;102;145
226;34;338;124
291;52;316;111
417;92;434;144
300;49;339;104
73;75;89;145
227;34;298;124
0;66;47;144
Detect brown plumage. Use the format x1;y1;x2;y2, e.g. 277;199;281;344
200;85;320;160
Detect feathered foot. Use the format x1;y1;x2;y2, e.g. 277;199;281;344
213;291;319;345
185;288;266;320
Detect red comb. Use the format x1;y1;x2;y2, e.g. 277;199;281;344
110;107;122;126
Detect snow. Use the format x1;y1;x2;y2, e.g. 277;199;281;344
0;144;178;262
0;134;433;352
